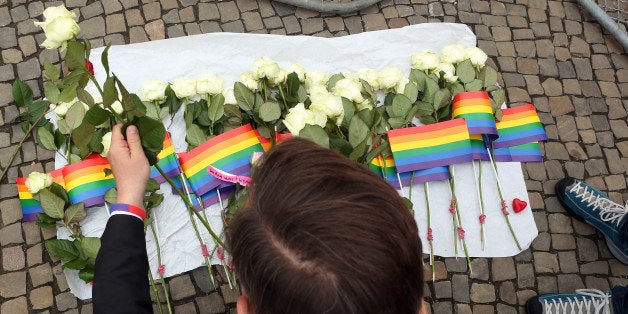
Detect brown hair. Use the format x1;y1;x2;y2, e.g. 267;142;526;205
226;138;424;314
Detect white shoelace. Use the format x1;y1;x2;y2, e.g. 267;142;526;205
543;289;611;314
570;181;628;226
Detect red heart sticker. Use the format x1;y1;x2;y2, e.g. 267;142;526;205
512;198;527;213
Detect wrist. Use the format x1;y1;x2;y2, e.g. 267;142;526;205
116;192;144;209
109;203;146;221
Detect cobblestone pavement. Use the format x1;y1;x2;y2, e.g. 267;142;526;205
1;0;627;313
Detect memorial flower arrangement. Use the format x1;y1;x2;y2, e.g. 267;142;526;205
6;4;547;298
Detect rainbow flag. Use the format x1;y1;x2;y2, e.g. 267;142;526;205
370;156;450;189
150;132;181;184
200;185;236;209
256;131;293;152
469;134;490;161
178;124;264;197
16;177;43;221
387;119;475;173
50;169;65;189
492;104;547;149
62;155;116;207
452;91;498;140
494;142;543;162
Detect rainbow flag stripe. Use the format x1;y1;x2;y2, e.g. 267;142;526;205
50;169;65;189
178;124;264;197
387;119;475;173
469;134;490;161
452;91;498;140
494;142;543;162
492;104;547;149
150;132;181;184
16;177;43;221
62;155;116;207
370;156;450;189
256;131;293;152
200;185;236;209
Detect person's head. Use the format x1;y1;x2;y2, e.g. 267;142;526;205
227;138;424;314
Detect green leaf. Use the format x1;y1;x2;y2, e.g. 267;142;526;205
286;72;300;96
80;237;101;264
49;182;69;204
186;124;206;147
12;78;33;107
234;82;254;111
432;88;452;110
37;127;57;150
326;73;345;91
58;82;78;103
63;258;87;270
78;267;95;283
43;60;60;82
71;121;95;156
58;119;71;135
102;77;117;109
104;188;117;204
404;82;419;103
68;154;81;164
76;88;95;107
136;116;165;153
65;41;86;71
421;77;439;103
36;213;59;227
419;115;437;125
349;139;368;161
146;178;160;193
164;85;180;115
101;44;111;77
45;239;80;261
299;124;329;148
456;59;475;84
65;102;86;130
35;189;65;219
437;105;451;120
481;66;498;88
388;117;405;129
224;104;242;119
465;79;483;92
44;83;60;105
329;138;353;157
409;69;427;91
259;101;281;122
297;85;308;102
491;88;505;109
87;129;105;153
392;94;412;117
85;104;111;126
207;94;225;122
348;116;369;148
341;97;355;129
450;82;465;96
64;203;86;224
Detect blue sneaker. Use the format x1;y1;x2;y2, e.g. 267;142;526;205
555;177;628;265
525;287;627;314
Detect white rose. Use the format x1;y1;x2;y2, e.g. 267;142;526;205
100;131;112;157
25;172;53;194
379;65;406;91
411;50;440;71
433;63;458;83
287;64;306;82
223;87;236;105
239;72;259;91
440;44;467;64
308;85;330;102
305;70;330;90
171;77;197;99
269;68;288;86
250;57;280;80
395;77;410;94
34;5;79;50
465;46;488;67
283;103;311;135
139;80;168;103
310;93;344;123
309;108;327;128
357;68;380;90
332;78;364;103
196;74;224;96
109;100;123;114
50;102;70;117
356;99;374;111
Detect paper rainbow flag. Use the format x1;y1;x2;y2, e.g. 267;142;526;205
492;104;547;149
50;169;65;189
200;185;236;209
494;142;543;162
256;131;293;152
62;155;116;207
150;132;181;184
452;91;498;140
469;134;490;161
178;124;264;197
370;156;450;189
387;119;475;173
16;177;43;221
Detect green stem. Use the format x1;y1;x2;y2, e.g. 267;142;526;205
424;182;434;282
185;197;216;290
149;223;172;314
447;177;459;257
0;110;47;182
153;164;225;248
278;83;288;107
478;160;486;250
408;172;415;202
148;270;165;314
449;165;473;273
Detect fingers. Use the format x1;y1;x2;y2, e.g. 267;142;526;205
125;125;144;157
110;124;125;148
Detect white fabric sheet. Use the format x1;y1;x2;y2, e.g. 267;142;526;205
54;23;538;299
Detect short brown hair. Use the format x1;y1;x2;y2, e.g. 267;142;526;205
227;138;424;314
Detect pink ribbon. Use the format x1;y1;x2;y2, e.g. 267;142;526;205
201;244;209;258
427;227;433;241
479;214;486;224
449;198;457;214
501;200;510;216
217;246;225;260
457;227;465;239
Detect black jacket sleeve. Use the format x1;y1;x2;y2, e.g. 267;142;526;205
93;214;152;313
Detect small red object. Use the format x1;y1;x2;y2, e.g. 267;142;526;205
85;60;94;75
201;244;209;257
512;198;527;213
216;246;225;260
157;264;165;275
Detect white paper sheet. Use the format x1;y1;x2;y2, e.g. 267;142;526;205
54;23;537;299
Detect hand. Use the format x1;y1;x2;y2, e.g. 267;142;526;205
107;124;150;208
